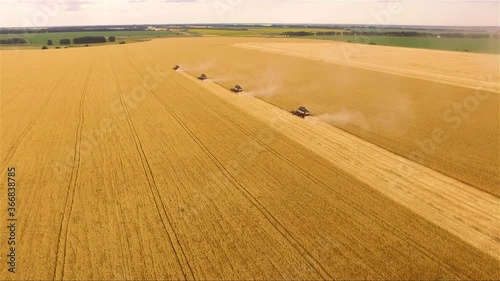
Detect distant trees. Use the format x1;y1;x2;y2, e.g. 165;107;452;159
41;45;48;49
0;38;27;44
280;30;496;39
282;31;315;37
119;41;126;44
73;36;107;44
47;39;53;45
108;36;116;42
59;38;71;45
282;31;347;37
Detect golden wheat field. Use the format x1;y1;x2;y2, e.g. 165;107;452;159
0;37;499;280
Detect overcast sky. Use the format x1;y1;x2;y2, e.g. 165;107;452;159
0;0;498;27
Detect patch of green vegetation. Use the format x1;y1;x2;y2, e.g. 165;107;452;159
349;27;497;35
188;27;347;37
187;28;258;37
0;30;179;46
302;35;500;54
249;27;346;35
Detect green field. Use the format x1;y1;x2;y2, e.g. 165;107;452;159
187;28;499;54
2;28;498;54
303;35;500;54
188;27;345;37
188;28;258;37
0;30;180;46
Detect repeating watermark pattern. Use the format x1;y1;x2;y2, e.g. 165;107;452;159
212;0;243;20
396;73;496;179
22;0;71;29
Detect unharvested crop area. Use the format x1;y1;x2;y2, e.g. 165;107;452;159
0;37;498;280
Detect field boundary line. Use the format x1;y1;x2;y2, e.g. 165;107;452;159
54;59;95;280
1;66;72;172
119;49;195;280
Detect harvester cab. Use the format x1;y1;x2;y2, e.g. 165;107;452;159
198;74;207;80
291;106;311;118
231;84;243;93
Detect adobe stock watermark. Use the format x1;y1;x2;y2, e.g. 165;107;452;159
15;0;72;48
22;0;70;29
341;0;404;59
395;73;497;179
53;65;166;180
111;65;166;117
212;0;243;20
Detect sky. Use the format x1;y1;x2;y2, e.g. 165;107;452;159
0;0;498;27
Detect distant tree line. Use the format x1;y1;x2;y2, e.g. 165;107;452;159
0;38;27;44
353;31;498;38
282;31;499;39
282;31;353;36
282;31;318;36
73;36;107;44
56;37;114;45
60;39;71;45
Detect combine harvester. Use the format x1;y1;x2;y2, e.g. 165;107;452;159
230;84;243;93
173;65;180;70
291;106;311;118
198;74;208;80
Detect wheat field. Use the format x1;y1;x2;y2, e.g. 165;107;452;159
0;38;498;280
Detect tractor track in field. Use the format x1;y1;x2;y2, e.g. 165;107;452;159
126;57;334;278
129;54;335;278
170;71;463;278
1;69;71;173
54;59;95;280
0;60;71;112
125;52;329;278
105;56;134;279
115;51;195;280
167;77;348;278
